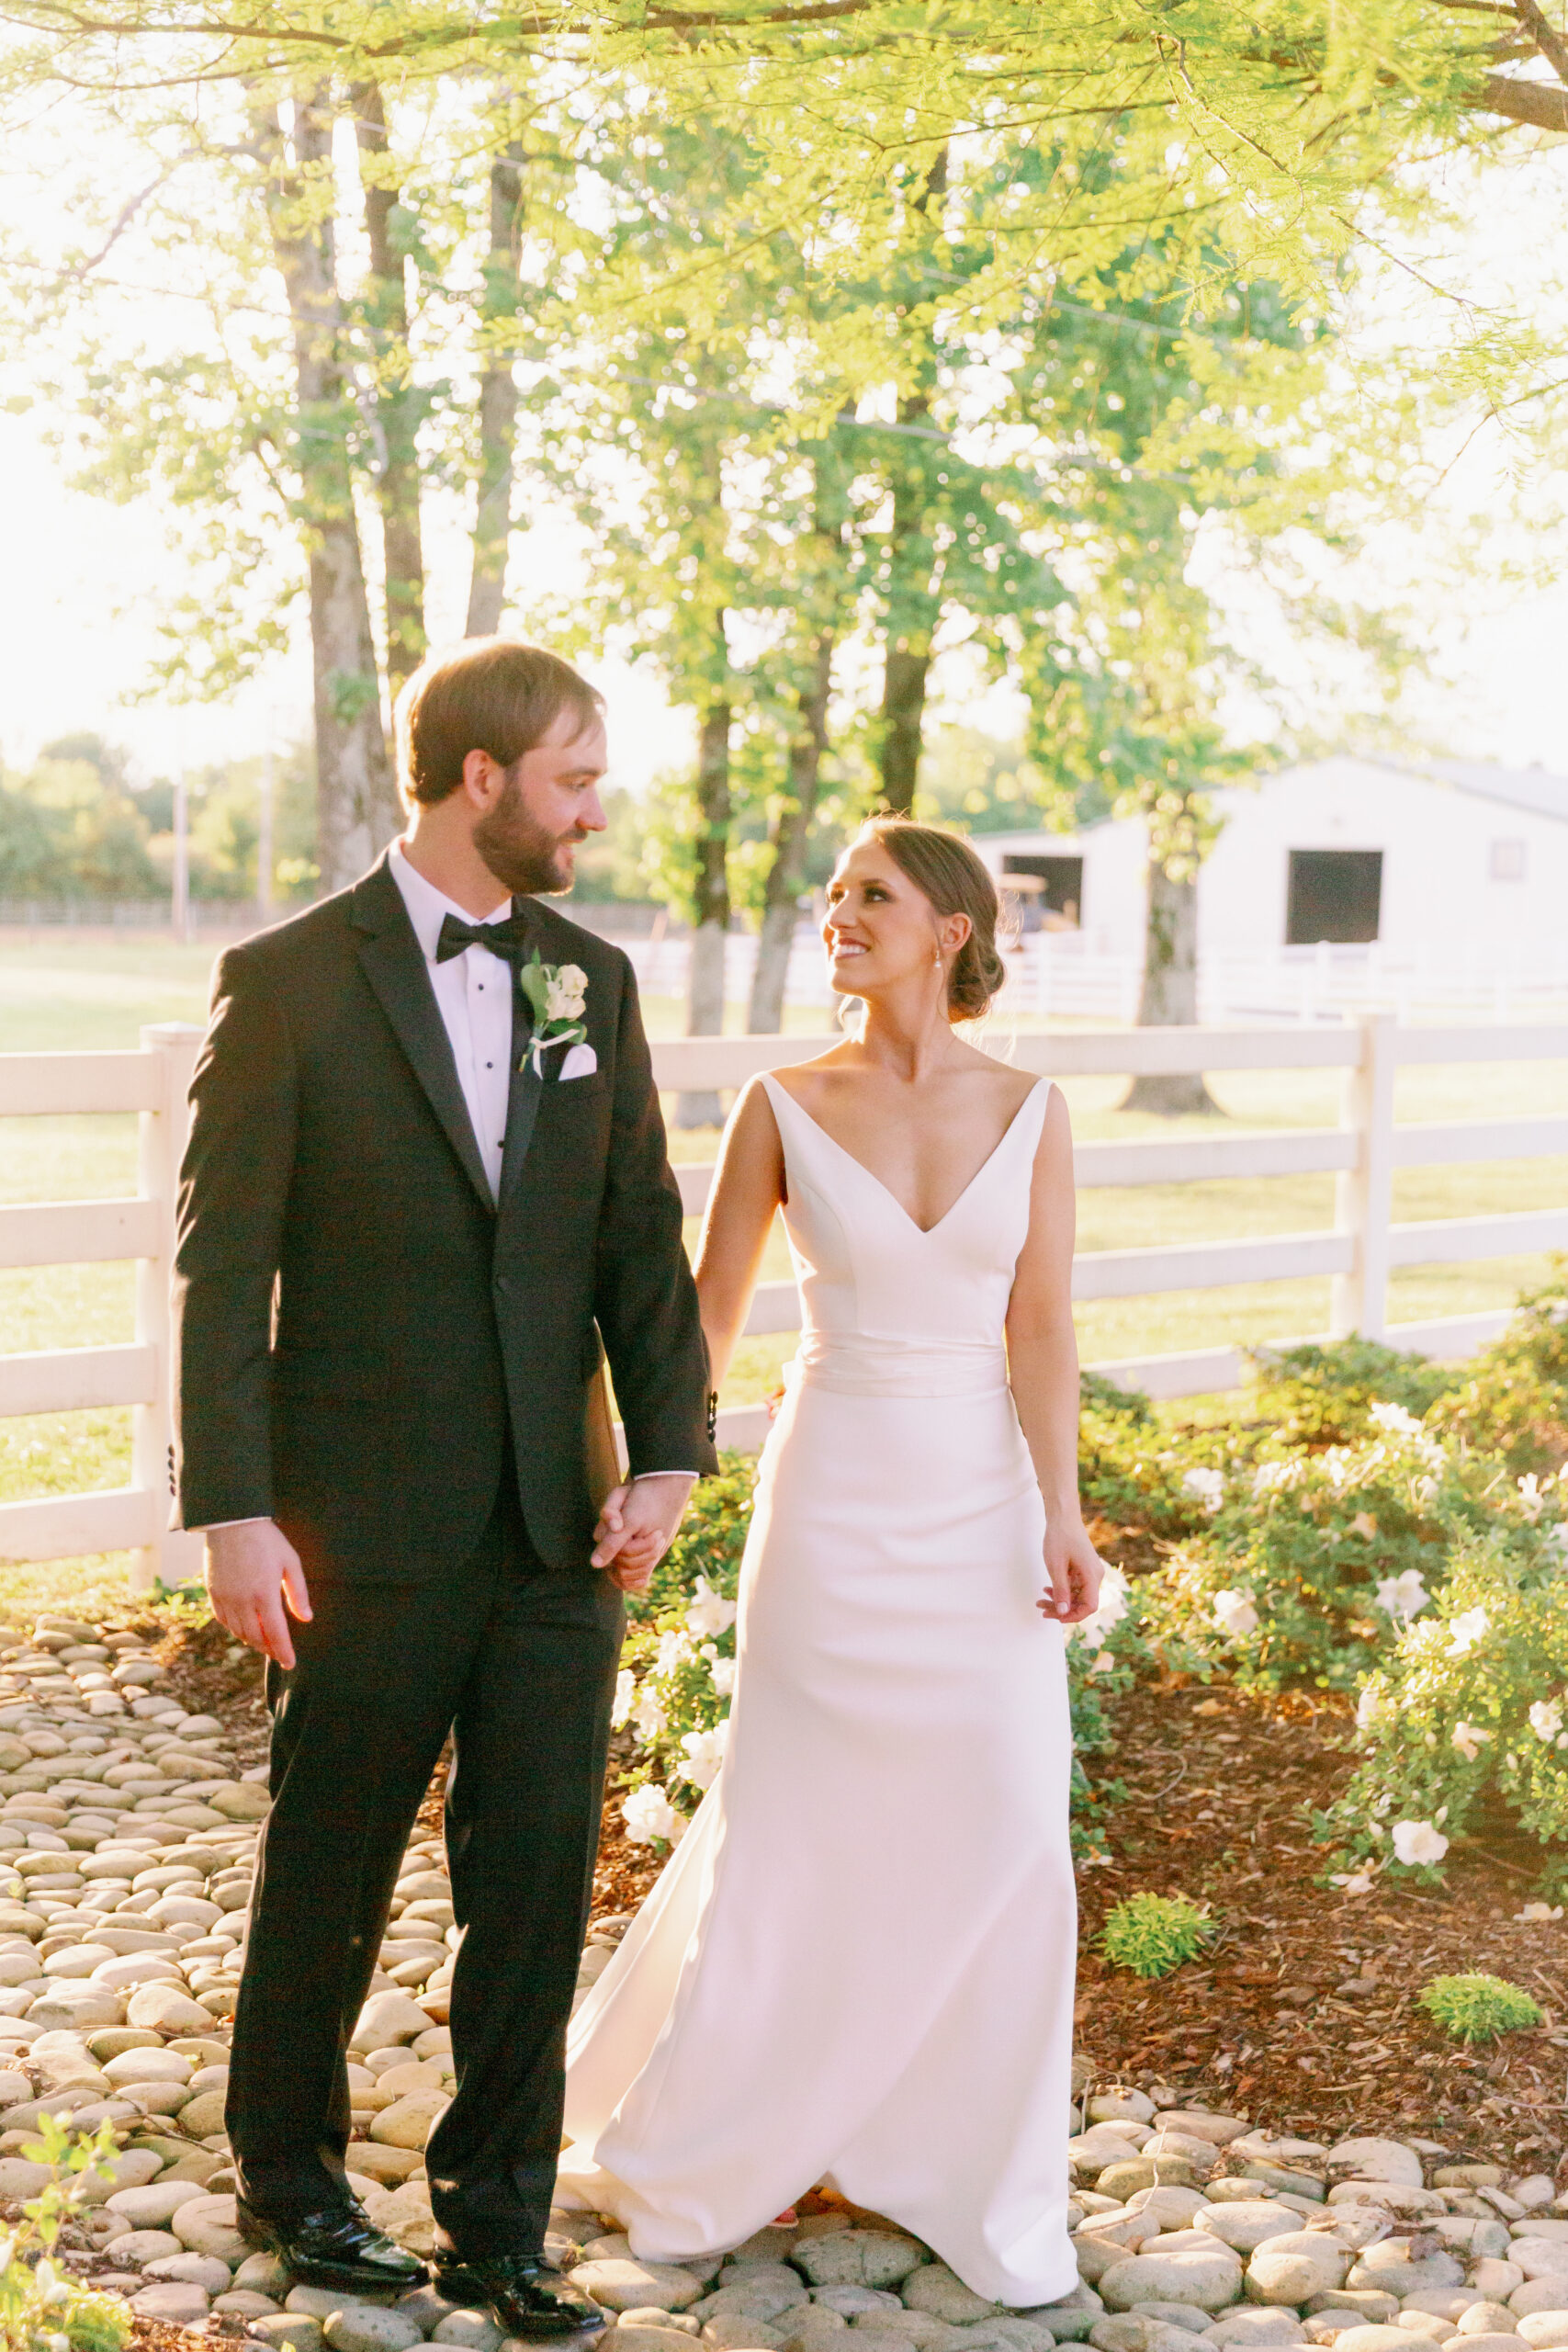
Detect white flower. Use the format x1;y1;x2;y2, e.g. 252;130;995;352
707;1655;737;1699
1451;1720;1491;1762
1330;1869;1377;1895
631;1683;667;1741
685;1577;739;1640
1374;1569;1428;1623
544;963;588;1023
621;1783;686;1845
679;1721;729;1791
1518;1474;1549;1521
1548;1523;1568;1559
1091;1648;1117;1676
1252;1458;1302;1499
1071;1564;1130;1648
1448;1607;1489;1656
1369;1399;1423;1441
654;1627;694;1677
1517;1901;1564;1923
1392;1818;1450;1867
1183;1466;1225;1514
1530;1698;1564;1744
1320;1446;1356;1492
1213;1588;1259;1639
610;1668;635;1731
1356;1683;1386;1733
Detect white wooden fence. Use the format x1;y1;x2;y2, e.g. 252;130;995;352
4;1017;1567;1578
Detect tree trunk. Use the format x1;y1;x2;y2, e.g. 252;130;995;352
256;90;398;893
876;148;946;817
352;82;425;702
677;688;732;1129
466;133;525;638
748;630;833;1033
878;634;931;816
1121;858;1220;1114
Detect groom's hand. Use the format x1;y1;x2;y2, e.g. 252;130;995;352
592;1474;695;1592
205;1520;313;1668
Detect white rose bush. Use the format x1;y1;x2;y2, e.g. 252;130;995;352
611;1458;751;1849
1316;1510;1568;1890
1130;1390;1545;1693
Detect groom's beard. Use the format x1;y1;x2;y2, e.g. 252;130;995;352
474;767;583;896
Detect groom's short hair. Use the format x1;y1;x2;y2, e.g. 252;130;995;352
396;638;604;807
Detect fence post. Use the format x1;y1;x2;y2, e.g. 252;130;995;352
130;1022;206;1595
1329;1010;1395;1342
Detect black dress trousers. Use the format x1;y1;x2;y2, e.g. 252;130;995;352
224;1468;624;2256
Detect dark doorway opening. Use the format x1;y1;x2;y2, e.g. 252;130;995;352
1286;849;1382;945
1003;854;1084;928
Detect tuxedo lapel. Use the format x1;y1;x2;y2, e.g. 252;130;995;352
499;902;543;1213
349;858;495;1216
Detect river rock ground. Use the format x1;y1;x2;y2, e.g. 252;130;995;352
0;1609;1563;2352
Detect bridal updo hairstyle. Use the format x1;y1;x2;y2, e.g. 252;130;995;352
852;816;1007;1023
397;637;604;807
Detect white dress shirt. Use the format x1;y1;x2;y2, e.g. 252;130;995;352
389;842;515;1205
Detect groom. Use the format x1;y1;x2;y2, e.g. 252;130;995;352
171;638;717;2336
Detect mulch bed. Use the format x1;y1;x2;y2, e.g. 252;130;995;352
1075;1675;1568;2173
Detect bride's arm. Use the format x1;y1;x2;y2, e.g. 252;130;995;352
694;1080;786;1386
1005;1084;1105;1626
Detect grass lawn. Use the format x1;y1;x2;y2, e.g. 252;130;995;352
4;931;1565;1613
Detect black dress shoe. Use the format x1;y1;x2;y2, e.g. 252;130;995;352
433;2253;607;2339
236;2198;428;2292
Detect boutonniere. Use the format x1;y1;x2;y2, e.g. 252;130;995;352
518;955;589;1075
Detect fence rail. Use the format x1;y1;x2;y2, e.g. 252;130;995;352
3;1016;1566;1575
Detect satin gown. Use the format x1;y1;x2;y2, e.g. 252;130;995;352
557;1074;1077;2305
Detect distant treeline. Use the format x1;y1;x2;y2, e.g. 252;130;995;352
0;726;1041;912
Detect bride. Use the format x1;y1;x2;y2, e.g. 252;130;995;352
558;816;1104;2306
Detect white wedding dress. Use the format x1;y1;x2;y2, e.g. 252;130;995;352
558;1074;1077;2306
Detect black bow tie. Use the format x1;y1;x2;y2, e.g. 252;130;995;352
434;910;529;967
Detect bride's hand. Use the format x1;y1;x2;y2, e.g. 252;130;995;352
1038;1516;1105;1625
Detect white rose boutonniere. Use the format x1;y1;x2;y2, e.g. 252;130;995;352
518;954;589;1074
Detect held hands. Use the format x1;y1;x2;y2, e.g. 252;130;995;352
205;1520;313;1669
1037;1511;1107;1627
592;1474;696;1593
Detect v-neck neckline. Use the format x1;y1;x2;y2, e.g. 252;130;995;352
764;1073;1046;1238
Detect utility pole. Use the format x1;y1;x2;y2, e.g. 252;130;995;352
258;729;276;924
172;767;189;945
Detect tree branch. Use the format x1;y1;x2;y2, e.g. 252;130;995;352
1513;0;1568;88
1470;67;1568;126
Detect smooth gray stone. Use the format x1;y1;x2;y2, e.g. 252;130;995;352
321;2304;426;2352
1091;2321;1202;2352
1131;2304;1212;2335
793;2237;929;2293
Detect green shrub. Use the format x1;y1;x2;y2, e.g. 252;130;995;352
1247;1336;1458;1448
1134;1398;1500;1691
1077;1374;1224;1544
0;2118;130;2352
1101;1891;1213;1978
1316;1521;1568;1887
1427;1263;1568;1476
613;1453;754;1844
1418;1973;1541;2043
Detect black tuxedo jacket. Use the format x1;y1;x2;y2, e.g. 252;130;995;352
170;854;717;1582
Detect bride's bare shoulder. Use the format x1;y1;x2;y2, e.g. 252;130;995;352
952;1040;1046;1115
758;1046;859;1109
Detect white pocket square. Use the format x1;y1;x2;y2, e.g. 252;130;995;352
558;1043;598;1081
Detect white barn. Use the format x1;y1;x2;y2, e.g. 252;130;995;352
971;755;1568;976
